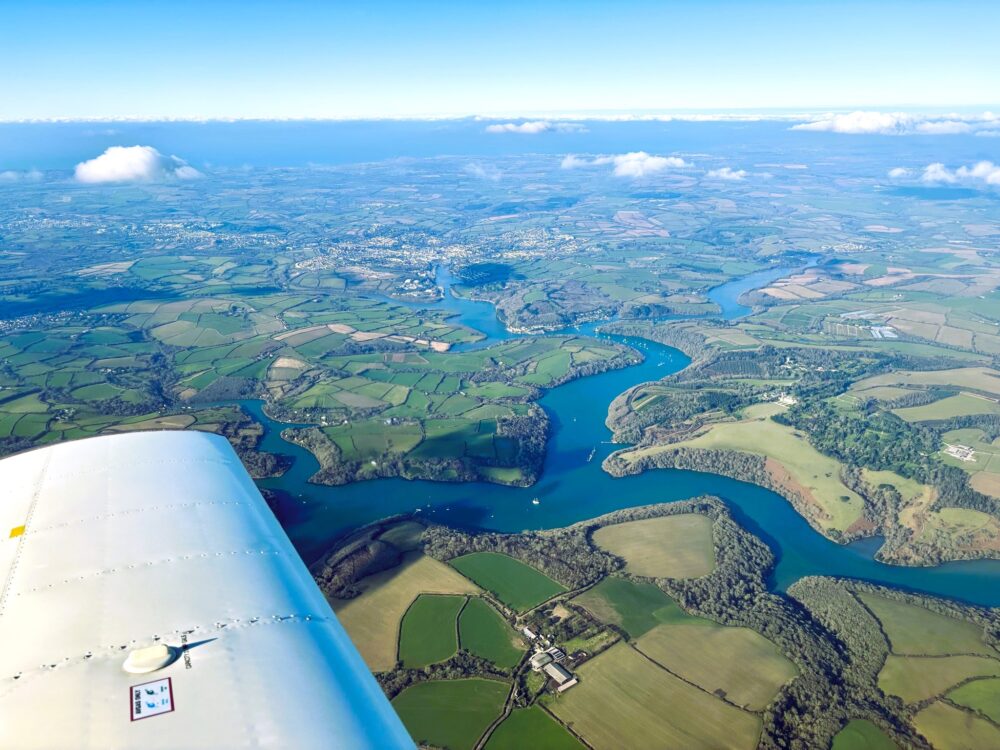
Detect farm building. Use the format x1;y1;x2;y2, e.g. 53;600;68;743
521;627;538;641
557;678;578;693
545;646;567;663
530;652;553;671
945;443;977;462
543;662;578;692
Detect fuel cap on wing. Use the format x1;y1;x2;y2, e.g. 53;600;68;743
123;644;179;674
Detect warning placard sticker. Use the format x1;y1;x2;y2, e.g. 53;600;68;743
130;677;174;721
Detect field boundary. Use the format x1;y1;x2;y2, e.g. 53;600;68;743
456;595;471;652
540;704;595;750
940;691;1000;732
395;592;469;669
631;642;755;713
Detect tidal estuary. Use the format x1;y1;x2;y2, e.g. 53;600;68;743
254;266;1000;607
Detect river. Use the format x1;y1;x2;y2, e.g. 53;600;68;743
253;265;1000;607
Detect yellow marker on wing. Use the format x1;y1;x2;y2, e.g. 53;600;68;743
9;525;25;538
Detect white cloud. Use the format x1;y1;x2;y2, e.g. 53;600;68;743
173;165;202;179
957;161;1000;185
611;153;688;178
921;163;958;183
560;154;589;169
463;162;501;180
706;167;747;180
74;145;202;183
914;120;972;135
792;111;1000;136
916;161;1000;186
887;167;912;179
0;168;43;182
601;152;690;177
793;111;915;135
484;120;586;134
559;151;690;177
976;130;1000;138
485;121;550;134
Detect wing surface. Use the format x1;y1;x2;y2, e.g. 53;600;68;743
0;431;414;749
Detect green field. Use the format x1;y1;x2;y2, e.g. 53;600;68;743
831;720;896;750
0;277;636;484
852;367;1000;400
878;655;1000;703
464;382;530;399
263;334;634;482
573;560;795;711
398;594;466;668
861;469;931;503
619;403;865;533
485;706;583;750
636;620;797;711
449;553;566;611
392;678;509;750
0;324;169;444
893;392;1000;422
458;597;525;668
323;420;423;458
913;700;1000;750
574;577;693;638
948;677;1000;723
331;553;480;672
591;514;716;578
274;338;624;484
859;593;994;656
547;642;761;750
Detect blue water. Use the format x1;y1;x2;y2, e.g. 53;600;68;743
3;120;998;178
252;267;1000;608
708;261;814;319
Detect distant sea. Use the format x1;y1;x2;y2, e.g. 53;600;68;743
0;119;997;174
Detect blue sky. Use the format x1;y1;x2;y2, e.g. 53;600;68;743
2;0;999;120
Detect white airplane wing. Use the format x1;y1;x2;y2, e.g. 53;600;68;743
0;431;414;749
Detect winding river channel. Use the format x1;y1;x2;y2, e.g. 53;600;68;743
253;266;1000;607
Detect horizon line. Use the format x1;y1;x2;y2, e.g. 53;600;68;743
2;108;1000;125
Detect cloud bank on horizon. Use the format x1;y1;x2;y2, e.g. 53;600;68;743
5;110;1000;139
484;120;586;134
74;146;202;183
561;151;690;178
793;111;1000;136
